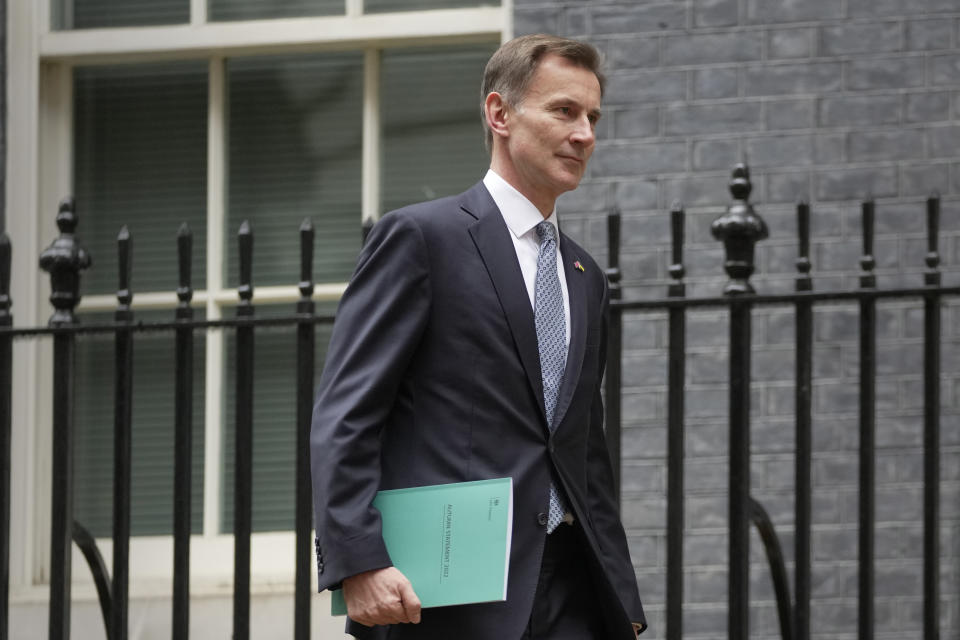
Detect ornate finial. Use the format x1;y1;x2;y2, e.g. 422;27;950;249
39;197;92;326
299;218;315;301
710;164;768;295
237;221;253;312
177;223;193;317
860;200;875;288
116;226;133;316
0;233;11;325
925;194;940;286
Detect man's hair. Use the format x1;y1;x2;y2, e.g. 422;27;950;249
481;34;606;151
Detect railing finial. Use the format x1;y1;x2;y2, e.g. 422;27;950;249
796;201;812;292
299;218;315;301
0;232;11;324
237;220;253;310
177;223;193;311
116;226;133;315
39;197;92;326
860;199;876;288
925;194;941;286
711;164;768;295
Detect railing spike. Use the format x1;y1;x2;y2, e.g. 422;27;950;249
238;221;253;306
925;195;940;274
177;223;193;308
860;200;876;286
299;218;315;301
116;226;132;312
0;233;11;321
669;202;685;284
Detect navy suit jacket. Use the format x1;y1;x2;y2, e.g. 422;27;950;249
311;182;646;639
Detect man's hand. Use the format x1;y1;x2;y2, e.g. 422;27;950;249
342;567;422;627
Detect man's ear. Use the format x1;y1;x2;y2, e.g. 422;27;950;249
484;92;510;141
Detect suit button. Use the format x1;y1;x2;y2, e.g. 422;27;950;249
537;512;548;526
318;563;325;574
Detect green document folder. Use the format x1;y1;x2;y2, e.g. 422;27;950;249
331;477;514;615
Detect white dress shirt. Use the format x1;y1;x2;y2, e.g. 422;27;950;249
483;169;571;347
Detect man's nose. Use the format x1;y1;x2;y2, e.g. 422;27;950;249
570;115;595;146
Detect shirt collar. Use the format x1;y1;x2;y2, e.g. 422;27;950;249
483;169;559;240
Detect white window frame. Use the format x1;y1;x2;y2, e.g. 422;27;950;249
7;0;513;599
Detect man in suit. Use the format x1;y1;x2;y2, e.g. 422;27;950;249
311;34;646;639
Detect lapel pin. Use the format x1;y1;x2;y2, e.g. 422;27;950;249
574;260;585;272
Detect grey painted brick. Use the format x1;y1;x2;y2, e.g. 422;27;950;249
613;106;660;139
687;351;728;383
621;250;664;281
623;351;667;386
686;313;730;347
626;535;659;567
752;348;795;381
605;70;687;105
685;532;727;565
693;138;740;171
686;387;728;418
848;0;911;18
622;317;659;350
876;201;935;234
813;527;857;560
811;563;858;599
766;171;812;204
693;67;739;99
815;166;899;201
557;181;609;213
766;98;815;130
685;569;727;602
906;19;953;50
746;0;843;24
820;95;901;127
821;22;903;56
876;415;925;448
615;179;660;210
565;6;587;37
592;141;687;176
663;32;763;66
846;56;926;91
621;460;665;493
591;3;687;35
664;102;763;136
905;90;952;122
747;134;814;167
768;27;814;59
848;129;925;162
685;494;727;528
683;608;727;635
814;134;845;164
621;496;666;529
694;0;738;28
929;125;960;158
622;211;671;246
622;426;666;458
932;53;960;85
600;37;660;70
663;174;734;208
744;62;842;96
685;460;727;492
513;7;559;37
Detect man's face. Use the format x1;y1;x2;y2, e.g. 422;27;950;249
502;54;602;211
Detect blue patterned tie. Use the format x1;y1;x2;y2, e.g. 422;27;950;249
535;221;569;533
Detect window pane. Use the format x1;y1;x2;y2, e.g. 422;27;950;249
226;53;363;287
53;0;189;29
221;304;336;533
74;311;206;537
208;0;343;21
74;62;208;296
380;44;494;214
365;0;500;13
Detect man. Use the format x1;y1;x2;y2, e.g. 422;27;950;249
311;34;646;639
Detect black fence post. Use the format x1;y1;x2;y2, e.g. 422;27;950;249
233;221;254;640
0;233;11;640
39;197;91;640
665;202;685;640
172;223;194;640
112;227;134;640
294;219;315;640
858;200;876;640
604;209;623;504
711;165;767;640
794;202;813;640
923;195;941;640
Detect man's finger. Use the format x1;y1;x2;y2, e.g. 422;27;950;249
398;580;422;624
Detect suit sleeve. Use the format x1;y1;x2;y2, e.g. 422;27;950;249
310;210;431;591
585;278;647;631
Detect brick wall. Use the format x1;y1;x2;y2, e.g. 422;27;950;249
517;1;960;638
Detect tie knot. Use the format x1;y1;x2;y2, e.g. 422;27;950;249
536;221;556;244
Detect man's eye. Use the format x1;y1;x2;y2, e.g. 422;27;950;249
559;106;570;115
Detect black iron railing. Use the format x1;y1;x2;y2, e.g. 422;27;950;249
603;165;952;640
0;163;952;640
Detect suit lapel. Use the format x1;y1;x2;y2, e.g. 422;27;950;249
552;233;587;431
463;184;548;424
